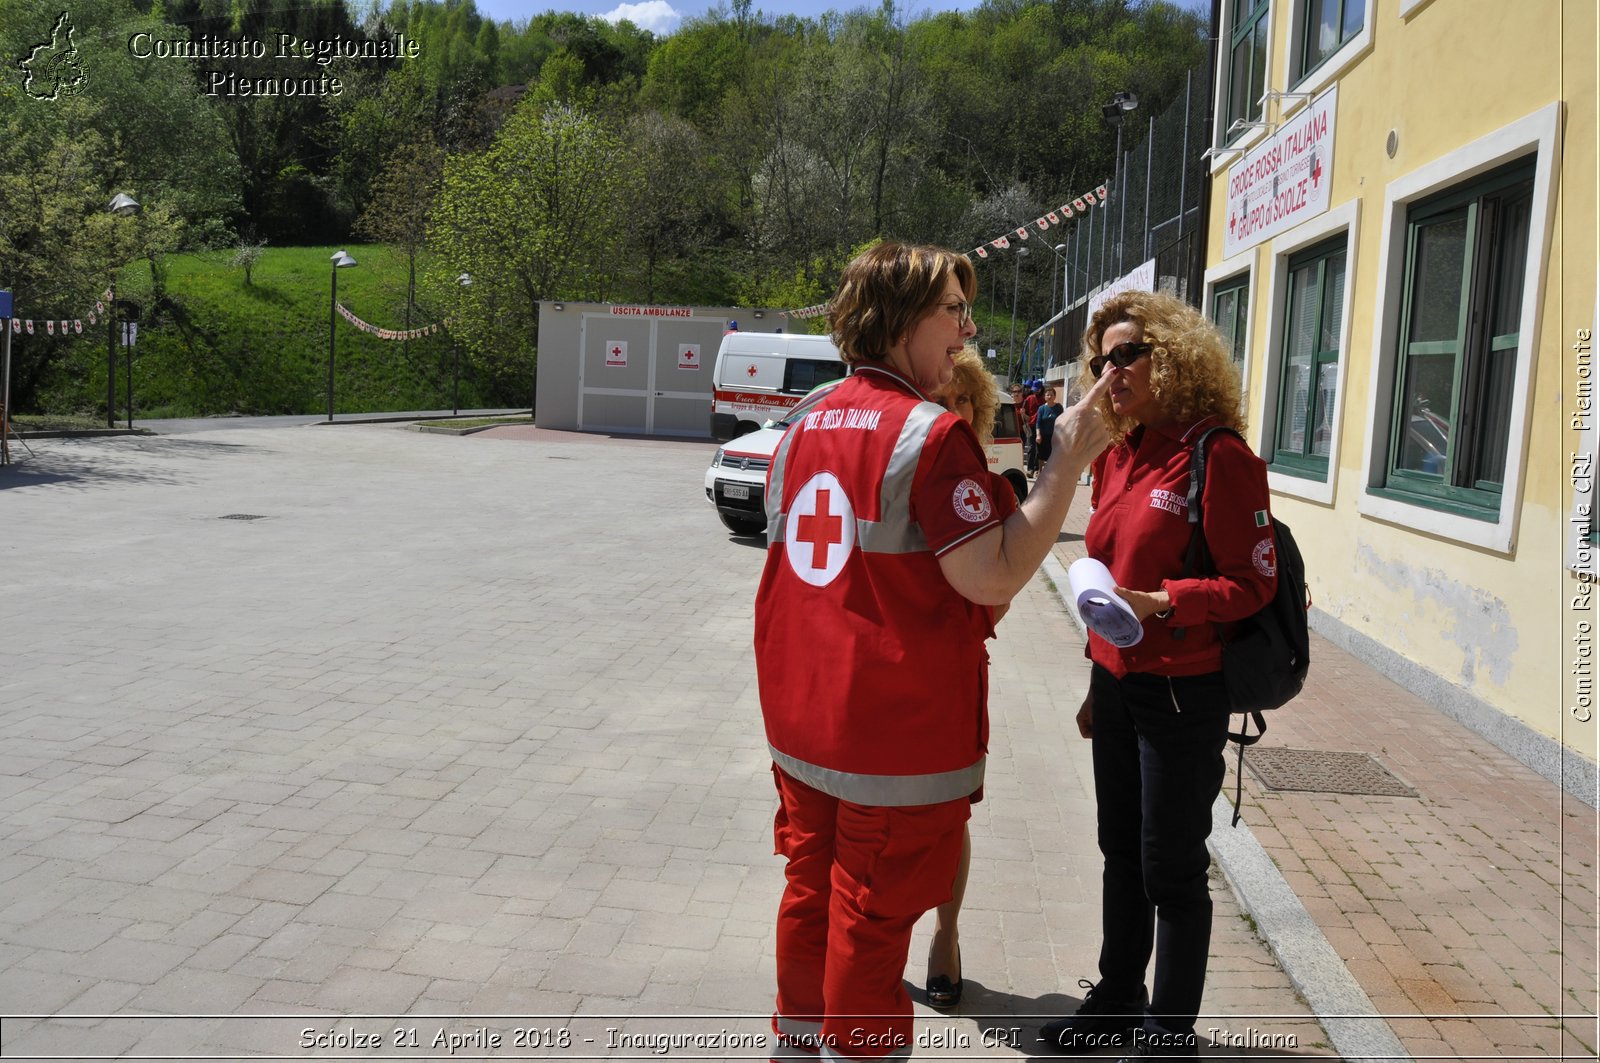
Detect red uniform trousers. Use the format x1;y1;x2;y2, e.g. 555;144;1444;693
769;766;969;1063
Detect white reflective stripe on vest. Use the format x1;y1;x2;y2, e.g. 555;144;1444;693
767;396;941;557
770;746;985;808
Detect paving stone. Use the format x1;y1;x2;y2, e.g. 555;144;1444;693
28;425;1562;1058
68;937;193;985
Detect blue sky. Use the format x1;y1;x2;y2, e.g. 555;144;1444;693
471;0;1212;36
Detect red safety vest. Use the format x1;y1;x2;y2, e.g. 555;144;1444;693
754;365;1000;806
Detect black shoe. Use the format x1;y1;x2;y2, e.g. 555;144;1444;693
1038;979;1148;1054
925;945;962;1009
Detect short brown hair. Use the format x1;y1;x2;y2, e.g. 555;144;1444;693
828;242;977;365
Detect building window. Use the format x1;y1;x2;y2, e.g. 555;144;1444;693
1272;236;1346;476
1385;159;1534;517
1297;0;1365;81
1211;275;1250;367
1226;0;1270;143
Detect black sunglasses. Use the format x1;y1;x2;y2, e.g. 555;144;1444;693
1089;341;1153;377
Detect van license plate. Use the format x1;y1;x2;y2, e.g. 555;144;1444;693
723;483;750;500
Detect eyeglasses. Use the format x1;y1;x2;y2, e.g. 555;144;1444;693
1088;341;1153;377
938;300;972;328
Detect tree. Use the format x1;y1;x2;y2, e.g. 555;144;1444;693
623;113;721;303
356;139;446;329
0;0;235;410
231;230;268;286
426;97;637;399
160;0;371;242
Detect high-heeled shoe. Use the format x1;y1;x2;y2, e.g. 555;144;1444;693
925;945;962;1009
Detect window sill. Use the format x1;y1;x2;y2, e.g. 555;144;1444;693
1286;19;1374;112
1359;485;1513;553
1267;463;1334;506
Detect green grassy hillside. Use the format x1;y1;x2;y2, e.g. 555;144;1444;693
34;245;508;419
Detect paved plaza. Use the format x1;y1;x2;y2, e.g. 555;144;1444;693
0;422;1589;1060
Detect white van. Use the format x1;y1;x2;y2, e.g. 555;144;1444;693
709;331;845;441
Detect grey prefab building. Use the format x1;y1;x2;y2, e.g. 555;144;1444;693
535;301;793;438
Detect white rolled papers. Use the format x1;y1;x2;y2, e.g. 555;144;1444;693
1067;557;1143;648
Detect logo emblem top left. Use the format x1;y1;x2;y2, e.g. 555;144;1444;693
22;13;88;101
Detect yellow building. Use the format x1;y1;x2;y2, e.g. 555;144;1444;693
1200;0;1597;793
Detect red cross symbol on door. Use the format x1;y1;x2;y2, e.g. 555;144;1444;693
611;346;622;357
746;364;758;377
795;489;844;569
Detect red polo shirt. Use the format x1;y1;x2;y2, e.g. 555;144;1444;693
1084;418;1277;678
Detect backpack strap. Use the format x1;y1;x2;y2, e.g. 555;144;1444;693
1180;425;1267;828
1176;426;1236;628
1226;709;1268;827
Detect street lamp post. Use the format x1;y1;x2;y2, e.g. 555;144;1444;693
106;193;139;428
327;250;357;423
1008;246;1029;382
1101;91;1139;277
1049;242;1068;321
452;273;471;415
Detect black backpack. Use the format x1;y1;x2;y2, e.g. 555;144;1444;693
1182;426;1311;824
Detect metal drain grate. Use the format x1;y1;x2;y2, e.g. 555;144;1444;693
218;514;269;521
1245;747;1417;798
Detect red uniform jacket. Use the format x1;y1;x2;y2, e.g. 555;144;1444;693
754;365;1002;806
1085;418;1276;678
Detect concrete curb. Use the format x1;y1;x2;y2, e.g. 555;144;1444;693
411;423;511;436
1037;552;1412;1063
315;411;533;427
11;427;151;439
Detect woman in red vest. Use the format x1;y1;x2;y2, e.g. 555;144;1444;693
755;242;1112;1063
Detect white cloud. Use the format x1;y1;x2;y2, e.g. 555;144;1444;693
602;1;681;34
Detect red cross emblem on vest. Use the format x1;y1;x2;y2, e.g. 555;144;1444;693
796;489;844;569
952;478;992;523
785;471;856;587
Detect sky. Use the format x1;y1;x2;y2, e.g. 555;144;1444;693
470;0;1213;36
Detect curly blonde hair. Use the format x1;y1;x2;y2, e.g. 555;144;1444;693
938;347;999;446
1075;290;1245;437
829;242;977;366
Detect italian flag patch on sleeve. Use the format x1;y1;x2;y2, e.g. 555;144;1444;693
1254;509;1270;527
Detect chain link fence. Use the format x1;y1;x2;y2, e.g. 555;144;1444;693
1028;61;1213;381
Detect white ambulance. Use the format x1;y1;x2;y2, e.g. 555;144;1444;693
709;331;845;441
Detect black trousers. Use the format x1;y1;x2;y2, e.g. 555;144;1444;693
1089;663;1231;1040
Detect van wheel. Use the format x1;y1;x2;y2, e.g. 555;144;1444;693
1005;472;1028;504
733;421;759;438
720;512;767;536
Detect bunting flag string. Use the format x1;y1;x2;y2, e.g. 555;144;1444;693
6;288;132;337
965;180;1112;263
336;302;444;342
779;303;830;321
